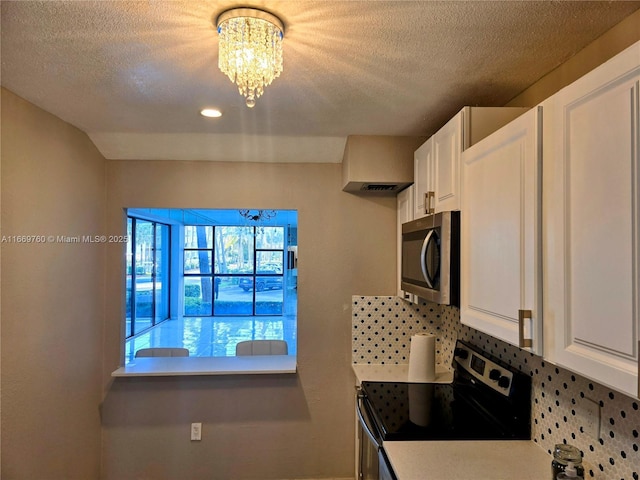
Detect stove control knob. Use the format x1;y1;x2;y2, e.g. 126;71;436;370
489;369;501;381
454;348;468;359
498;376;511;389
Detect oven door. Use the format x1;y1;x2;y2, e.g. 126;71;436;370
356;389;397;480
378;448;396;480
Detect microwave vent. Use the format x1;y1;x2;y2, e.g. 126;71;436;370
361;184;399;192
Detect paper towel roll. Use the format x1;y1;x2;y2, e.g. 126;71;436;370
408;333;436;382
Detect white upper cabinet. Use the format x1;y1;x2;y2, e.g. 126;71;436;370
413;107;529;219
461;107;542;355
413;138;434;219
543;41;640;398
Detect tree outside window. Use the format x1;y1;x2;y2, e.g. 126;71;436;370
184;226;285;316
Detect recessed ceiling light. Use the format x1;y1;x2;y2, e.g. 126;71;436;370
200;108;222;118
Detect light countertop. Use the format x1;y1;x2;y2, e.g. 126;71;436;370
352;363;453;384
384;440;551;480
112;355;297;377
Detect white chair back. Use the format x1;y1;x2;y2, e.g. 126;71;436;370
235;340;288;356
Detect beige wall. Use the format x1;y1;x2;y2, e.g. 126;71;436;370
101;160;397;479
0;88;106;479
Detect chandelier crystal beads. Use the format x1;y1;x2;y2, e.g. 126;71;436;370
238;209;276;222
216;8;284;108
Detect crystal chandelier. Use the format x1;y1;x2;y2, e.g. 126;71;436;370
238;209;277;222
216;8;284;108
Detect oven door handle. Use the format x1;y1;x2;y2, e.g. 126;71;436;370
356;390;382;450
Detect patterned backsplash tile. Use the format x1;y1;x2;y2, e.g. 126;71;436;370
352;296;443;364
352;296;640;480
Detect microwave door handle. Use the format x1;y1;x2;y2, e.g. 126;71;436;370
420;231;434;288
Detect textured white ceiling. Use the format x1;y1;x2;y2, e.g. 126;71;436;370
2;1;639;162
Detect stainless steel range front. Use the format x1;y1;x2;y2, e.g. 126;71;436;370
355;340;532;479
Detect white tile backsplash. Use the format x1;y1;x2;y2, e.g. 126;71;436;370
352;295;640;480
352;296;442;364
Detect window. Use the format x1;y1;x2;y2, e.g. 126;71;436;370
125;217;170;338
122;209;298;367
184;226;285;316
183;225;215;316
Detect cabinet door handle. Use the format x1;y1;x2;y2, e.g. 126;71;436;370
518;309;533;349
425;191;435;215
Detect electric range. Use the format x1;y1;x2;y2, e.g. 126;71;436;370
358;340;532;443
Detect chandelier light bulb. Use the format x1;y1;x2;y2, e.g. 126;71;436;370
216;8;284;108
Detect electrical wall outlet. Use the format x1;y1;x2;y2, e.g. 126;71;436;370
190;422;202;441
581;398;600;440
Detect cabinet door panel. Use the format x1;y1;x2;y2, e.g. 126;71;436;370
543;41;640;397
414;138;434;219
467;142;523;314
568;83;636;356
461;108;542;354
434;114;462;212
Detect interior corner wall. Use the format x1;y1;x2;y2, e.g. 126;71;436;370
101;160;397;480
0;88;106;479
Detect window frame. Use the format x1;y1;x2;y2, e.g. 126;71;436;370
117;209;298;376
183;225;286;317
126;216;171;339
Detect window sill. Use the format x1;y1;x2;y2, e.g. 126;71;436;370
111;354;297;377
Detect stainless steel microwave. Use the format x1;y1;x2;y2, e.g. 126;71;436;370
401;211;460;306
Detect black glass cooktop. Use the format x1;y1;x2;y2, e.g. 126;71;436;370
362;382;500;441
359;342;532;442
